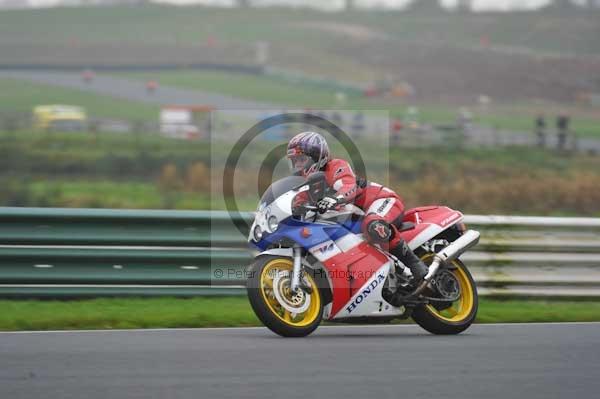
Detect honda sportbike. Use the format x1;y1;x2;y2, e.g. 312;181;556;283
246;173;480;337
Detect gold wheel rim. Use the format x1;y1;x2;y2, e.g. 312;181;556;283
259;258;321;327
422;254;475;323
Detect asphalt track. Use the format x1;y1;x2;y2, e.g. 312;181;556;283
0;70;276;109
1;323;599;399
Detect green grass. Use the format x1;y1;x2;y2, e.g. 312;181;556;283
27;179;254;211
18;179;256;210
120;70;362;109
0;297;260;331
0;129;207;156
0;78;159;121
0;297;598;331
475;299;600;323
28;180;176;209
4;130;600;214
1;5;598;56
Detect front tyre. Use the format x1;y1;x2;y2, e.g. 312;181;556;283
411;255;478;335
247;256;323;337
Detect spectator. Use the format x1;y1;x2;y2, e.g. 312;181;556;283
556;114;570;151
457;107;473;134
455;107;472;148
535;114;546;148
391;119;403;146
146;80;158;94
82;69;95;84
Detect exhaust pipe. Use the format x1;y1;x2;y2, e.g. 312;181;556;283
424;230;480;281
436;230;480;264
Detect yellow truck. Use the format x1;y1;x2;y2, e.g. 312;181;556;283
33;105;87;132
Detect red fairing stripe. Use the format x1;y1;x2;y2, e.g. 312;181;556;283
322;242;389;318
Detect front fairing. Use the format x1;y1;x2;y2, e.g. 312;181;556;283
248;188;299;246
250;217;362;252
248;178;363;251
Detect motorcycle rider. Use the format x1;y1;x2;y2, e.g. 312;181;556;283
287;131;429;286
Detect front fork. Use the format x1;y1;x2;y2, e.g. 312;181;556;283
290;244;303;292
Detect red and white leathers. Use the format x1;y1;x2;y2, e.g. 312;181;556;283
293;157;429;282
297;158;406;250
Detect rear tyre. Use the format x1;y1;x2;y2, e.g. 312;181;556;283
411;256;478;335
247;255;323;337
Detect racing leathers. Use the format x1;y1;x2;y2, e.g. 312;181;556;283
297;158;429;284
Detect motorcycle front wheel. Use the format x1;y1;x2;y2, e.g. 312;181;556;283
411;254;478;335
247;256;323;337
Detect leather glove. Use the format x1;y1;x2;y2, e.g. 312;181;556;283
316;197;339;214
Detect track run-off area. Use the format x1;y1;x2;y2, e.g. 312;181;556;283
1;322;599;399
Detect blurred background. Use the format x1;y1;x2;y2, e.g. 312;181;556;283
1;0;599;216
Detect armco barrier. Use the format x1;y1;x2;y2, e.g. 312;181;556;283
0;207;599;299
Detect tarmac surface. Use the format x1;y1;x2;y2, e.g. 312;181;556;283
0;70;276;109
1;323;599;399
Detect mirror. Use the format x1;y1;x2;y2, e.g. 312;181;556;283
306;172;327;202
306;171;326;185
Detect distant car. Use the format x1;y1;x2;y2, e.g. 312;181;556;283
159;105;214;140
33;105;87;132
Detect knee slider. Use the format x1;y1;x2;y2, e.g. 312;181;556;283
366;219;393;244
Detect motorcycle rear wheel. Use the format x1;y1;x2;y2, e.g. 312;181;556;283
247;255;323;337
411;255;478;335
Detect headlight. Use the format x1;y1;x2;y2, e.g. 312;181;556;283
253;225;263;241
267;215;278;232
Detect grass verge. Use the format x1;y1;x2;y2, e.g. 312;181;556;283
1;297;599;331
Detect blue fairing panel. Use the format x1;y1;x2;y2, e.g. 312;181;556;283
251;217;358;251
342;218;363;234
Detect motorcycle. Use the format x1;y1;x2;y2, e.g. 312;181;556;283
246;172;480;337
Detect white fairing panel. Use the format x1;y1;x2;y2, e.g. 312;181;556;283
335;233;365;252
406;224;444;250
309;240;342;263
257;248;294;258
406;213;463;250
333;262;405;319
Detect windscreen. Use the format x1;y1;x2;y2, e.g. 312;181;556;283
259;176;306;208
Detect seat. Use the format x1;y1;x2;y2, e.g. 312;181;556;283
397;222;416;232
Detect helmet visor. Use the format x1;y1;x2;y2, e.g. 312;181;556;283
288;154;314;175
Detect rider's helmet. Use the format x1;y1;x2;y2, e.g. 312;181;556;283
286;132;330;177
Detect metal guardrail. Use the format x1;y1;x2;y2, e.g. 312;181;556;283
1;208;599;299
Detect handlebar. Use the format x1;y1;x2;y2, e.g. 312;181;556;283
292;203;319;219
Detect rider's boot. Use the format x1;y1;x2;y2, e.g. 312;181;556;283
389;240;428;286
365;218;429;287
